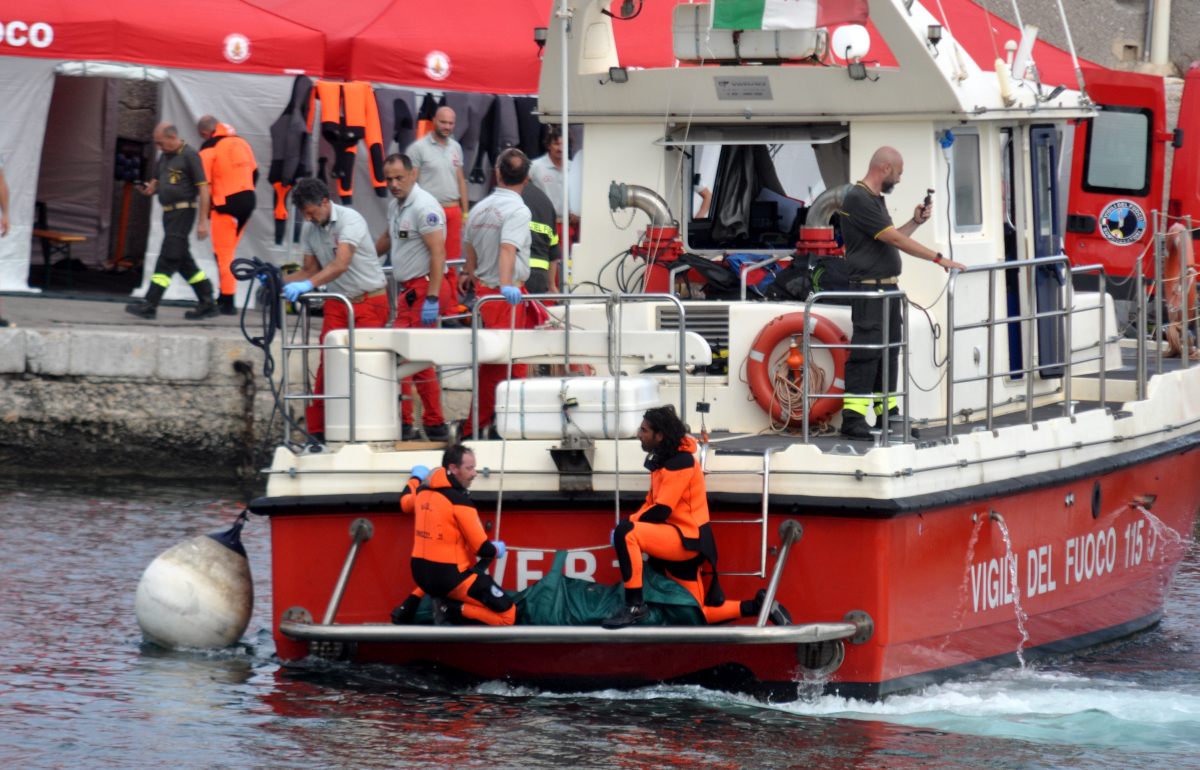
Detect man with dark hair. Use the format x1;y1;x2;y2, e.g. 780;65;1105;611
198;115;258;315
603;405;790;629
529;125;578;243
460;148;534;436
838;146;964;441
375;152;450;442
284;177;389;443
126;122;216;321
393;443;515;625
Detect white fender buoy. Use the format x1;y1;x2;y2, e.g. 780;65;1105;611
135;517;253;649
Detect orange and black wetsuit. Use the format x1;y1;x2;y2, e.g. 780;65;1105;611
268;75;313;245
200;123;257;298
613;435;744;623
401;467;515;626
308;80;386;204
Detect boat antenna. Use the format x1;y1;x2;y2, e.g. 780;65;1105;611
1051;0;1090;102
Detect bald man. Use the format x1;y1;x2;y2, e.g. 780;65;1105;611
407;106;469;268
838;146;965;441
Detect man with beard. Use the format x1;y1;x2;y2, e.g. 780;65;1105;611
837;146;964;441
602;405;790;629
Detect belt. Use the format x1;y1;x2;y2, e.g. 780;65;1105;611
855;276;899;285
529;258;551;270
345;287;386;304
162;201;197;212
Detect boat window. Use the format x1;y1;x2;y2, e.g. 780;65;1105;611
1081;107;1150;195
952;131;983;232
676;127;849;253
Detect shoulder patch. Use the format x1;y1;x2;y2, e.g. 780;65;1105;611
426;211;442;226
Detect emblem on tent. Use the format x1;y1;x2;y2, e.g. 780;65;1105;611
425;51;451;81
223;33;251;64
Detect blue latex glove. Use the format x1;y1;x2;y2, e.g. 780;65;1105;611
420;297;439;325
283;279;314;303
500;285;522;305
492;540;507;560
410;464;430;482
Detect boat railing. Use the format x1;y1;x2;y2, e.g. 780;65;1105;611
469;292;691;440
945;255;1110;438
800;288;911;444
279;292;357;444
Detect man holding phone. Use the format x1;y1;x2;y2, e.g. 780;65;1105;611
126;122;217;320
838;146;964;441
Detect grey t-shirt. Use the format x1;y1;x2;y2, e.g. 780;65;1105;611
300;203;386;297
406;133;464;205
154;143;207;206
466;187;532;287
387;183;447;282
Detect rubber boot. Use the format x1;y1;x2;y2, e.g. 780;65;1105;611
218;293;237;316
185;279;219;320
125;283;165;320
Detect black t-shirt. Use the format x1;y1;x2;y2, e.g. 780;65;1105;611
839;182;901;280
154;143;206;206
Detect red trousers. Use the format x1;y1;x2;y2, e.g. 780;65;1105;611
444;206;463;305
304;292;390;435
472;282;530;433
394;275;455;426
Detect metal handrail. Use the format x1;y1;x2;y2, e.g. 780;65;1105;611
468;292;690;439
739;254;788;300
801;289;910;444
945;255;1112;436
280;292;357;444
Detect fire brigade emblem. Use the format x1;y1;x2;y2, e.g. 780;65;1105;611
223;33;251;64
425;50;451;81
1098;199;1146;246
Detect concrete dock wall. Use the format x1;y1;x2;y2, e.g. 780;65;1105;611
0;325;277;483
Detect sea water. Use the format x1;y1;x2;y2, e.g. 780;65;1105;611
1;476;1197;769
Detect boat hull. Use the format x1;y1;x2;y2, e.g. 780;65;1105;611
260;441;1199;698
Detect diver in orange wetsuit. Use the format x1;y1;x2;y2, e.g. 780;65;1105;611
395;444;515;626
198;116;258;314
603;405;791;629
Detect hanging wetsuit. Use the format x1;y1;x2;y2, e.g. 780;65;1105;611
267;75;313;245
308;80;386;204
375;87;417;156
199;123;258;305
402;466;516;626
414;93;439;141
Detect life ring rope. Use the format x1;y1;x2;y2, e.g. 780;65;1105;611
745;312;849;427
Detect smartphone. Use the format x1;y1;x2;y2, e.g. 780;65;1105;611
923;189;934;207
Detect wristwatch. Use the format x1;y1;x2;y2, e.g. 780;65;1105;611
933;253;944;265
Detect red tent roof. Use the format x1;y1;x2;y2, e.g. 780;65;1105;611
3;0;324;76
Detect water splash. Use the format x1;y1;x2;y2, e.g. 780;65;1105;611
939;514;986;654
1135;504;1189;564
991;512;1030;668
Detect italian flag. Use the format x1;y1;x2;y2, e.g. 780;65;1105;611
711;0;869;30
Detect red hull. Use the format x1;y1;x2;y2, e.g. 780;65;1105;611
265;446;1198;696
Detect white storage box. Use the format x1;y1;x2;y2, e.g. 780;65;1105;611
673;4;826;62
494;377;663;440
325;348;400;441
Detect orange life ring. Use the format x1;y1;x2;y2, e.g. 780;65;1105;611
747;312;849;426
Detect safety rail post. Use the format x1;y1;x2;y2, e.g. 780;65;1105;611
280;292;358;444
880;293;892;445
470;292;691;438
802;289;908;444
946;269;959;439
1154;210;1165;376
669;263;691;298
756;519;802;628
1185;215;1195;368
321;518;374;625
757;446;782;578
1136;246;1147;400
738;254;787;301
985;268;996;431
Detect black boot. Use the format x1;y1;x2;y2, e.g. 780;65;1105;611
839;409;872;441
218;293;237;316
125;283;165;320
185;278;219;320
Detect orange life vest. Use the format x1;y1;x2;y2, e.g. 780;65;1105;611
404;467;490;571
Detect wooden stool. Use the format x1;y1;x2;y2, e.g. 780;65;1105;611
33;228;87;289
